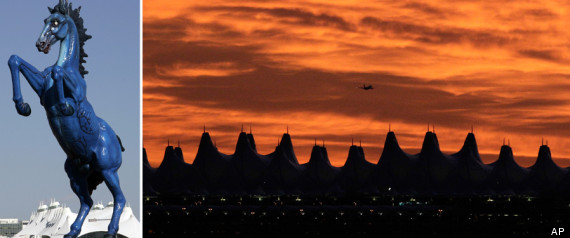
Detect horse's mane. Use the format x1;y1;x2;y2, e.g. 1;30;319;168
50;1;92;78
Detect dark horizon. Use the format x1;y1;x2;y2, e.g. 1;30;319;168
145;130;570;168
144;130;570;196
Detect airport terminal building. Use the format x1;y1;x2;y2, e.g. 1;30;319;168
12;200;140;238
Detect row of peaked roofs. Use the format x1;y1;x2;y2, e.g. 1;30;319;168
143;131;570;196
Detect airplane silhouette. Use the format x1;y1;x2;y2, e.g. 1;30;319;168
358;84;374;90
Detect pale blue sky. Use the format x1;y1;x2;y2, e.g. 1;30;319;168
0;0;140;219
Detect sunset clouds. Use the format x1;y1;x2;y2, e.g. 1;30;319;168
144;0;570;167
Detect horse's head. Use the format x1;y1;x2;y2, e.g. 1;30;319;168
36;0;71;54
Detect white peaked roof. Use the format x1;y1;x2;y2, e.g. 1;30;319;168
14;200;140;238
79;202;140;238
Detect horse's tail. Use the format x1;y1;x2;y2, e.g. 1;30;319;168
116;135;125;152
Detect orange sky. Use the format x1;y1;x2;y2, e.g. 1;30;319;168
143;0;570;168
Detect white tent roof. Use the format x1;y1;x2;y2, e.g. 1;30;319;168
14;200;140;238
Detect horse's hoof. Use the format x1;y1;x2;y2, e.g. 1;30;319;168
103;234;117;238
64;229;80;238
15;102;31;116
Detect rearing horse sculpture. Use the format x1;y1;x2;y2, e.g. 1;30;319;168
8;1;126;237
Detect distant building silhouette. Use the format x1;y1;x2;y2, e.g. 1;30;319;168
143;130;570;197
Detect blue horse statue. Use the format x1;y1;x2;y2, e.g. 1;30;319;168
8;1;126;237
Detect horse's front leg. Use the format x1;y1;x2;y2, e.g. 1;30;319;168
7;55;48;116
52;66;74;116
